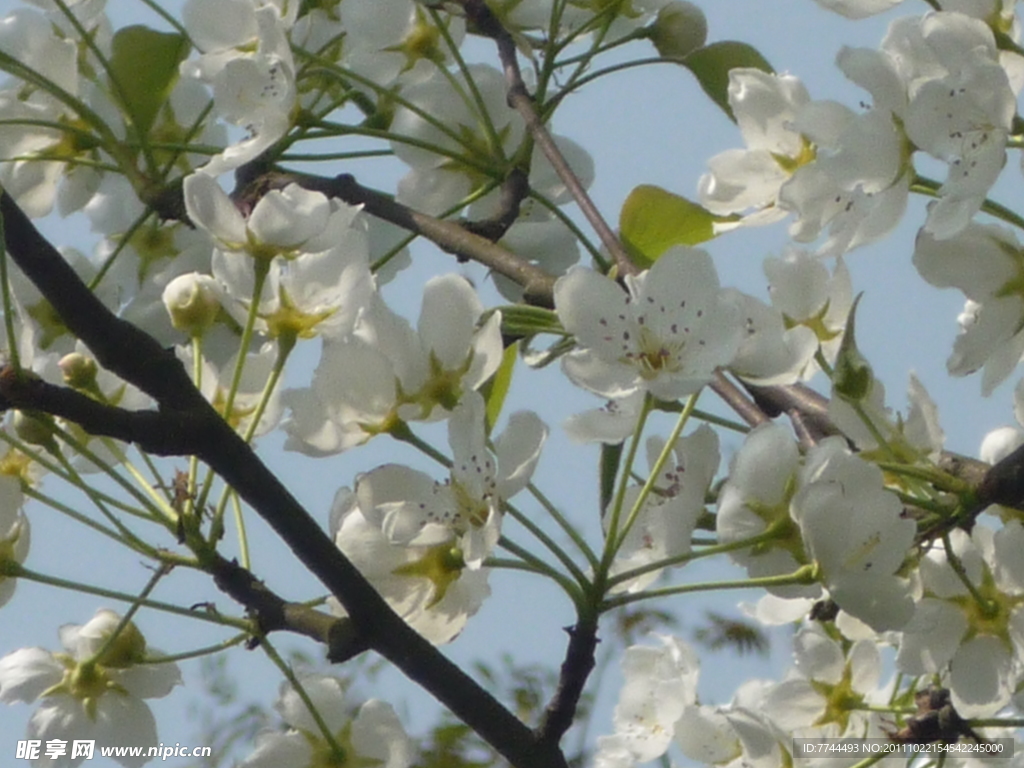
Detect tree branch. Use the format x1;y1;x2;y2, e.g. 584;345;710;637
459;0;637;277
236;168;558;306
0;191;567;768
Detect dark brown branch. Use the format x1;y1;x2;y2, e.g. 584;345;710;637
537;616;598;747
459;0;637;277
240;170;558;306
463;168;531;241
206;551;367;660
0;191;567;768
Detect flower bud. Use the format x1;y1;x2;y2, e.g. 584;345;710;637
59;352;98;390
649;1;707;59
163;273;222;337
13;410;54;447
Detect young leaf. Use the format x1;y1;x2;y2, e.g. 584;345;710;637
833;293;873;402
108;26;190;138
619;184;733;267
682;41;774;121
482;341;518;434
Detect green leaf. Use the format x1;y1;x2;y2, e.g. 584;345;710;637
833;293;873;402
599;442;624;516
682;41;774;122
108;26;189;138
619;184;734;267
481;341;518;434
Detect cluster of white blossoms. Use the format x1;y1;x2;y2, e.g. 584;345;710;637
6;0;1024;766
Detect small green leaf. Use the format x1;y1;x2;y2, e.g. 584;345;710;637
599;442;624;516
481;341;518;434
108;26;189;138
619;184;734;267
682;41;774;121
833;293;873;402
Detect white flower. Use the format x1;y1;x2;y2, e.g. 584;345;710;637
240;675;412;768
555;247;741;402
606;425;719;593
828;371;945;461
284;278;503;455
764;248;852;375
355;392;546;566
330;489;491;645
914;222;1024;393
181;0;297;175
884;13;1016;238
0;8;86;217
0;474;29;607
794;438;916;631
0;610;180;768
726;290;818;385
896;524;1024;717
698;69;811;228
609;635;699;762
716;423;820;600
765;625;883;736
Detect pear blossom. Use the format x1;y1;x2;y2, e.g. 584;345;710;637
284;278;503;455
0;610;180;768
606;425;719;593
609;635;699;762
390;63;593;219
180;0;297;175
794;438;916;631
330;488;491;645
698;69;812;228
176;343;283;438
828;369;946;462
764;624;884;736
239;675;412;768
355;392;546;566
915;223;1024;393
716;422;819;601
555;247;741;402
895;524;1024;717
726;290;818;385
330;0;464;87
883;13;1017;239
184;173;374;341
764;248;852;375
778;96;909;256
0;474;29;608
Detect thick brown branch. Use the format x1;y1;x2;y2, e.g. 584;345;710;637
0;192;566;768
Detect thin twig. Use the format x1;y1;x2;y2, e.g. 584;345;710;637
460;0;637;276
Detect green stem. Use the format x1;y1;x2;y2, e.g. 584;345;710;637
613;392;700;555
0;204;19;371
603;565;818;610
606;525;791;590
259;635;347;760
602;394;652;574
494;536;583;606
8;563;246;628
